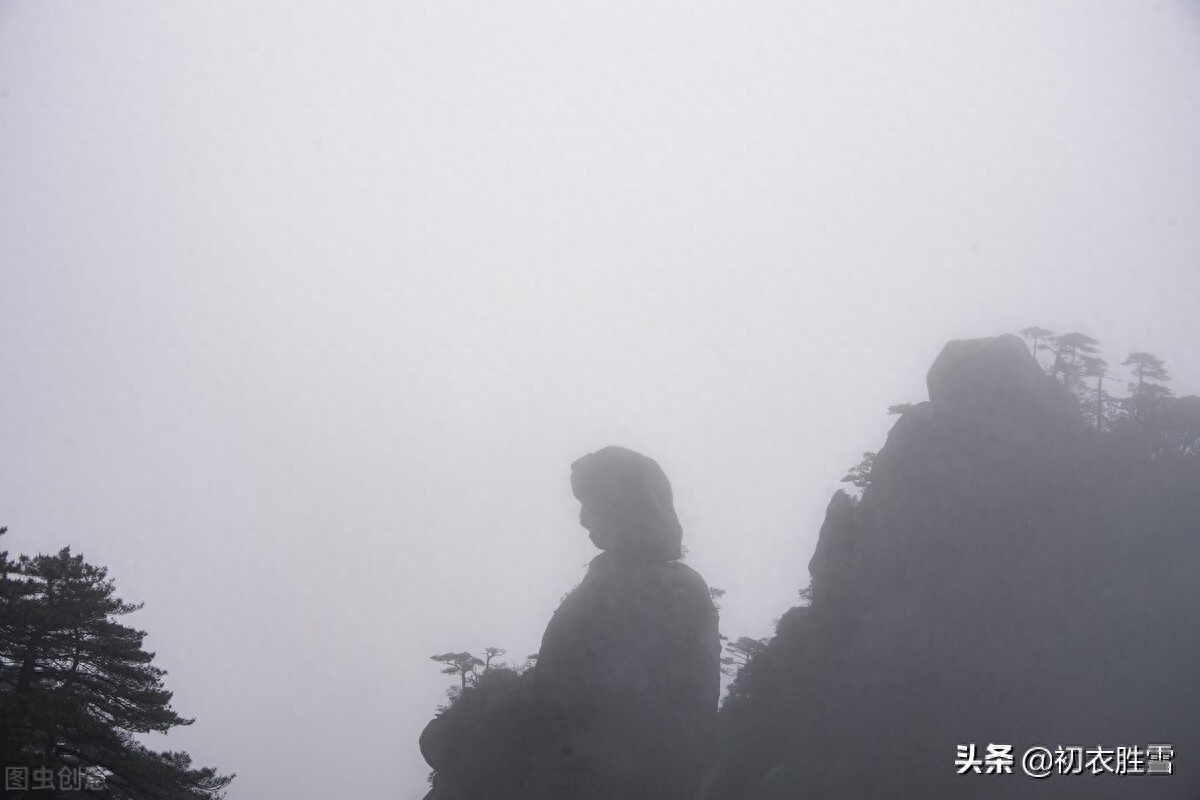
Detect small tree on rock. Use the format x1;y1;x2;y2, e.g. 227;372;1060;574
1048;332;1101;396
720;637;768;676
1123;352;1171;396
1019;326;1055;366
430;652;485;692
481;647;507;672
841;452;876;492
1079;356;1119;431
1121;352;1173;420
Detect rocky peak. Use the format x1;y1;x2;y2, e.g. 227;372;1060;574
421;446;719;800
570;445;684;562
925;333;1078;429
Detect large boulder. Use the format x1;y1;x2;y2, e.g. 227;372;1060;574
925;334;1078;430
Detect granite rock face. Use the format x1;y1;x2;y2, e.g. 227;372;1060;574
421;446;720;800
569;445;685;561
926;333;1079;429
705;336;1200;800
535;551;720;799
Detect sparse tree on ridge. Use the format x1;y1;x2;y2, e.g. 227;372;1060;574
720;637;768;676
841;452;876;492
1019;326;1055;366
1123;352;1171;397
1048;332;1101;396
430;652;485;691
1017;332;1192;440
1080;356;1117;431
482;646;507;672
430;647;533;706
1120;351;1173;422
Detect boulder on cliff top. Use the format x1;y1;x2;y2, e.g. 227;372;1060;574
926;334;1078;428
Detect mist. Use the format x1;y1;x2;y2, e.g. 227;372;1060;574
2;3;1199;798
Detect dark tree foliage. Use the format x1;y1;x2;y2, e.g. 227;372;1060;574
0;530;232;800
429;647;530;708
480;647;506;672
1121;351;1173;420
1047;331;1101;395
1123;351;1171;391
839;452;875;491
719;637;766;676
430;652;485;692
1078;355;1113;430
1016;328;1183;435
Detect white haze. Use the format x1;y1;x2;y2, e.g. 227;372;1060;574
2;2;1199;798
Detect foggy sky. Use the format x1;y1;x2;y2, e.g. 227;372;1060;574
2;3;1199;798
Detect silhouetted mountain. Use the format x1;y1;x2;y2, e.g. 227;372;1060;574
420;447;719;800
701;334;1200;799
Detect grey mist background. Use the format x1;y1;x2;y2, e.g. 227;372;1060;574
2;3;1198;798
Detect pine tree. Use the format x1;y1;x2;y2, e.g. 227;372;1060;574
430;652;485;692
1122;352;1171;397
1047;332;1101;396
1079;356;1117;431
840;452;876;492
1018;326;1055;366
1121;352;1173;421
720;637;767;676
0;530;232;799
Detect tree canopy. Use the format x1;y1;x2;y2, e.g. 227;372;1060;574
720;637;767;676
0;529;232;800
840;452;876;492
1018;326;1054;365
1123;351;1171;390
1047;331;1101;395
1014;327;1189;436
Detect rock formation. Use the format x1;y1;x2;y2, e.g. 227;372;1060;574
925;334;1080;430
421;446;720;800
704;335;1200;800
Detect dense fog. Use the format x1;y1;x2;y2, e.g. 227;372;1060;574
2;3;1198;799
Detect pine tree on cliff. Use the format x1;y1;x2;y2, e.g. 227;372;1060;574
720;637;767;676
1018;326;1055;366
1124;351;1170;388
840;452;876;494
1080;355;1115;430
0;529;233;799
430;652;485;691
1123;352;1171;397
1047;332;1101;395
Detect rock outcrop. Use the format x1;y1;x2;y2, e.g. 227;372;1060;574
568;445;684;561
535;551;719;799
421;446;720;800
705;335;1200;800
925;333;1080;430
